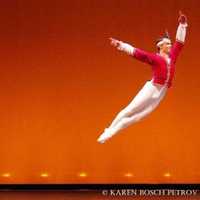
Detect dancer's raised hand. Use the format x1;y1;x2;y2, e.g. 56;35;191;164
178;11;187;25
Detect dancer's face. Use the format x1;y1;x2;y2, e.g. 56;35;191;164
160;41;172;54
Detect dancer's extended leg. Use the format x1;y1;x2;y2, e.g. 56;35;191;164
108;81;156;129
97;82;167;143
97;102;155;143
107;101;159;136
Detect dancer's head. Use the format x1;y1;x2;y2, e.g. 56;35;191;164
156;30;172;54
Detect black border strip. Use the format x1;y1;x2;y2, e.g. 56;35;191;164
0;184;199;191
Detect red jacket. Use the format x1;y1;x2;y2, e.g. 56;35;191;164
132;41;184;88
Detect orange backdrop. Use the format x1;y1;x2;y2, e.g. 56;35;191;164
0;0;200;183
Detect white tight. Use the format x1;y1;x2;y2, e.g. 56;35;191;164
107;80;168;135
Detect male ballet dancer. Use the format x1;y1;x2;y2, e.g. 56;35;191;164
97;12;188;143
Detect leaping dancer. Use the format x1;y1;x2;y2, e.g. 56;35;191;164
97;11;188;144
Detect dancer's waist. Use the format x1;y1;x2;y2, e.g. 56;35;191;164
149;79;168;90
149;79;169;89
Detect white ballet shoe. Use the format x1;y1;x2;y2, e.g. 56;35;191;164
97;128;112;144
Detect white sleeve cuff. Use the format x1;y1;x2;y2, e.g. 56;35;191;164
118;42;135;55
176;23;187;43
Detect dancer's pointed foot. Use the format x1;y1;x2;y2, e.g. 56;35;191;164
97;128;112;144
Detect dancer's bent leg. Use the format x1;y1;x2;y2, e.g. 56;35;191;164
97;102;156;143
107;101;159;137
97;83;167;143
108;81;155;129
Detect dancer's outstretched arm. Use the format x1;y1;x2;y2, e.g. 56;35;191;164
110;37;135;55
170;11;188;63
176;11;188;43
109;37;157;66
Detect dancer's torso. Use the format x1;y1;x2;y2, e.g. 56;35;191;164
133;41;184;88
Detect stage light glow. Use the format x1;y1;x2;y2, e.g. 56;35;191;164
79;172;87;177
2;173;11;177
124;173;133;177
40;173;49;177
164;172;171;177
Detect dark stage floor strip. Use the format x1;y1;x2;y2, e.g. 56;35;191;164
0;184;199;191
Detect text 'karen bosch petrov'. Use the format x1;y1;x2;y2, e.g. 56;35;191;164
101;189;199;196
